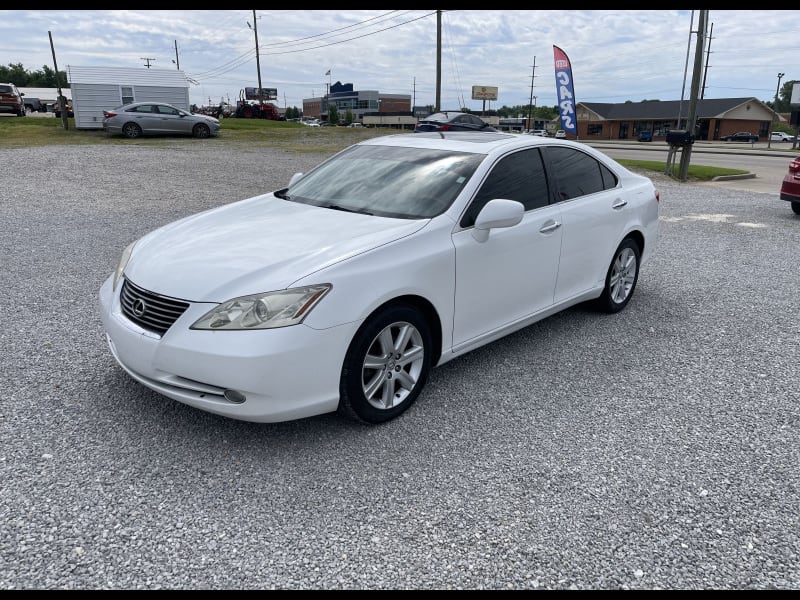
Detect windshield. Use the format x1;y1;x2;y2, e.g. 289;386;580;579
285;144;484;219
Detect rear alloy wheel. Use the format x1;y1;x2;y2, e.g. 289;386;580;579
596;238;641;314
193;123;211;138
792;201;800;215
339;305;432;424
122;122;143;139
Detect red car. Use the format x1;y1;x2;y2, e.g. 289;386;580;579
779;156;800;215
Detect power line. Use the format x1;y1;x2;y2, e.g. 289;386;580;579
188;10;438;85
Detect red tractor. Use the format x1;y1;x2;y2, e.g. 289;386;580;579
235;89;282;120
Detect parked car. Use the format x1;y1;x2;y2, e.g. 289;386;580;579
720;131;758;142
23;97;46;113
639;131;653;142
0;83;25;117
526;129;548;137
554;130;567;139
102;102;220;139
779;156;800;215
770;131;796;142
415;111;497;133
98;132;660;425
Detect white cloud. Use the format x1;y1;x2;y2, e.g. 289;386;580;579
1;9;797;109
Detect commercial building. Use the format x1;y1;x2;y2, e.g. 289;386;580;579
574;97;783;142
303;81;410;124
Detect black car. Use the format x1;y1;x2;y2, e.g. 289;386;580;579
720;131;758;142
415;111;496;133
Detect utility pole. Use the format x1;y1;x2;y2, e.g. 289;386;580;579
435;10;441;112
700;22;713;99
527;56;537;131
173;40;180;70
140;57;156;68
768;72;784;149
48;31;68;130
678;9;708;182
248;11;264;104
677;10;695;129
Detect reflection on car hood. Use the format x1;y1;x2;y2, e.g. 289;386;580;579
124;194;427;302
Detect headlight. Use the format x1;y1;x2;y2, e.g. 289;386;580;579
191;284;332;330
112;241;136;291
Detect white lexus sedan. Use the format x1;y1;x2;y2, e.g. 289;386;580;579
98;132;660;424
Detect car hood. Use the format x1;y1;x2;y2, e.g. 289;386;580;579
124;193;427;302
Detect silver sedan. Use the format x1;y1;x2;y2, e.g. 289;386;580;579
102;102;221;139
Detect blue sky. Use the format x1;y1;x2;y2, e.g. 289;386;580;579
1;10;798;111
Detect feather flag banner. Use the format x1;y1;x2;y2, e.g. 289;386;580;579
553;45;577;136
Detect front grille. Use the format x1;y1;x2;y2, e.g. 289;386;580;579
120;278;190;336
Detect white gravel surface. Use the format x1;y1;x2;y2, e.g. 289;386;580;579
1;142;798;590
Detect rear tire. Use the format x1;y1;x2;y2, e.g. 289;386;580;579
339;305;432;424
122;122;142;139
792;201;800;215
596;238;641;313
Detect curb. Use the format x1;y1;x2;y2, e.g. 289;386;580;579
710;173;757;181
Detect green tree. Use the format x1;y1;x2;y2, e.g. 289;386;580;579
328;104;339;125
344;109;354;125
0;63;69;88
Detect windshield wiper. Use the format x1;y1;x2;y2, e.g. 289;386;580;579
324;204;373;216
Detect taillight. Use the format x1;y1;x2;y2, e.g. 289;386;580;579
103;111;116;118
789;158;800;173
655;190;660;203
439;124;452;131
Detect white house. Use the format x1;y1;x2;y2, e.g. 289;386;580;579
66;65;190;130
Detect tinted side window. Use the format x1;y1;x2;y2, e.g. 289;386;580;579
545;146;617;201
460;148;550;227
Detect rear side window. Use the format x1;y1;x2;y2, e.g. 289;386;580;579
460;148;550;227
544;146;618;201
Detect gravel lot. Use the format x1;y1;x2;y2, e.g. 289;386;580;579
1;142;798;590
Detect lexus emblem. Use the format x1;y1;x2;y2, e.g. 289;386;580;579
132;298;147;317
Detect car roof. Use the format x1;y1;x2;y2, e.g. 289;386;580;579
358;131;601;158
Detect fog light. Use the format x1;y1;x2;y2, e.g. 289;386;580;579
223;390;246;404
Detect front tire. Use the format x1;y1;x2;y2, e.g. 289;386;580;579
193;123;211;138
122;122;142;139
596;238;641;313
792;201;800;215
339;305;432;424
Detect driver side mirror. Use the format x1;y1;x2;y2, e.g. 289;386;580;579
472;199;524;242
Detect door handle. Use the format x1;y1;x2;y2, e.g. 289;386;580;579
539;220;561;233
612;199;628;209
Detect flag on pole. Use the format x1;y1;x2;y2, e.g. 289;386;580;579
325;69;331;76
553;45;577;136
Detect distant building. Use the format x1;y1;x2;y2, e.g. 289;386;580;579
304;81;410;123
575;97;782;141
66;65;190;130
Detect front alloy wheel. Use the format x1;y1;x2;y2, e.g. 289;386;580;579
193;123;211;138
339;305;432;424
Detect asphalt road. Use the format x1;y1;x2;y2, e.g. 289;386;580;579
1;143;798;590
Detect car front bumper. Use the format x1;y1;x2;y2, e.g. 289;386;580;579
98;274;358;422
